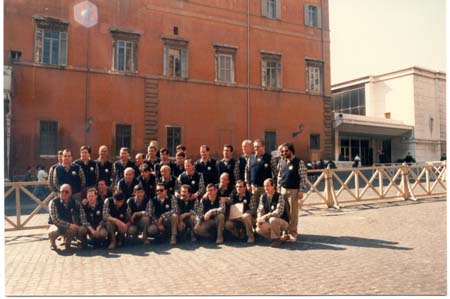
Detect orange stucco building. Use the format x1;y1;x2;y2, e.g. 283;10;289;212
4;0;331;179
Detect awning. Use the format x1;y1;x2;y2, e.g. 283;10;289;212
333;113;413;136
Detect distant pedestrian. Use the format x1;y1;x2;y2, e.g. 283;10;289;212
353;155;361;168
33;164;49;199
440;153;446;161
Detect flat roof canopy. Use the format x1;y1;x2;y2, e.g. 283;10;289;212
333;113;413;136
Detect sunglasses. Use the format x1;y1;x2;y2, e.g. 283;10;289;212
156;189;165;193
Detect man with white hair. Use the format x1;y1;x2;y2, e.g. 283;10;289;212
116;167;139;199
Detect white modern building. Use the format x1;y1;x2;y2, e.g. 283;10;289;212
332;66;446;165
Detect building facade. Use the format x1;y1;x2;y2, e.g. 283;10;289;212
4;0;331;179
332;66;446;165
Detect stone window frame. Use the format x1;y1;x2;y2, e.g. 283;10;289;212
261;50;282;90
110;28;141;73
161;35;189;79
34;16;69;66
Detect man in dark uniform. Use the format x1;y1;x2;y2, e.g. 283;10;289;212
103;191;131;249
127;184;151;245
147;183;178;245
195;145;219;186
194;183;225;244
135;152;146;168
218;144;240;187
176;159;205;200
96;145;113;187
48;150;63;192
277;142;307;242
176;184;197;242
157;165;177;196
224;180;256;243
145;145;160;173
217;172;233;199
248;139;277;207
74;145;99;192
155;148;176;178
48;184;88;250
53;149;86;201
112;147;139;185
116;167;139;199
173;151;186;178
137;162;156;200
97;179;112;203
256;178;289;247
82;187;107;247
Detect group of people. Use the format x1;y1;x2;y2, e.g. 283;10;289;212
47;139;308;251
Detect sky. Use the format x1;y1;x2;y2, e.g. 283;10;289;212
328;0;446;84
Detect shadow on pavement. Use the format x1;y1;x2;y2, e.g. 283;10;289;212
280;234;413;251
5;234;48;245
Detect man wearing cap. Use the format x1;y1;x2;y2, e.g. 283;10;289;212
194;183;226;244
53;149;86;201
116;167;140;200
96;145;114;187
224;180;256;243
137;162;156;200
256;178;290;247
103;191;131;249
48;184;88;250
147;183;178;244
277;142;307;242
127;184;151;244
82;187;107;247
176;184;197;242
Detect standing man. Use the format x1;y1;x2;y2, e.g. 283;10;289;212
96;145;113;187
218;144;240;187
127;185;151;245
155;148;176;178
173;151;186;178
53;149;86;201
256;178;289;247
97;179;112;203
145;145;160;173
75;145;99;190
135;153;146;169
195;145;219;186
224;180;256;243
194;183;225;244
176;159;205;200
48;184;88;250
103;191;131;249
239;140;253;188
277;142;307;242
137;162;156;200
147;183;178;245
176;184;197;242
248;139;277;207
116;167;140;200
48;150;63;192
112;147;139;185
82;188;107;248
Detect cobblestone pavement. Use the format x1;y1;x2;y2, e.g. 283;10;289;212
5;197;446;296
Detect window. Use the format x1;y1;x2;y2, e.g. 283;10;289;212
10;50;22;63
40;121;58;155
264;131;277;154
262;0;280;19
115;124;132;154
261;52;282;89
214;45;237;83
111;28;140;72
304;4;322;28
306;59;323;94
34;17;68;66
162;36;189;79
167;127;182;156
310;134;320;150
332;86;366;115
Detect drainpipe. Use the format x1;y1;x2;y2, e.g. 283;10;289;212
84;26;91;145
246;0;250;139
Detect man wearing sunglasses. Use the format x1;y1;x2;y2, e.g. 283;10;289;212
147;183;178;245
48;184;88;250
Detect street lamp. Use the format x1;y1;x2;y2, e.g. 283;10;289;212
74;1;98;143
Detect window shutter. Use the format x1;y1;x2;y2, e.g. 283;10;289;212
276;0;281;19
132;42;137;71
261;0;268;17
317;7;322;28
231;55;235;82
59;32;67;65
304;4;310;26
306;66;310;92
215;53;219;81
34;28;43;63
163;46;168;76
261;59;267;87
181;47;188;78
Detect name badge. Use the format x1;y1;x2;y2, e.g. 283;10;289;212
96;210;101;216
289;165;293;171
264;163;269;168
243;199;248;204
72;171;77;176
90;167;94;172
207;166;211;171
105;168;109;173
191;180;196;185
165;204;170;209
119;214;124;219
271;205;275;210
